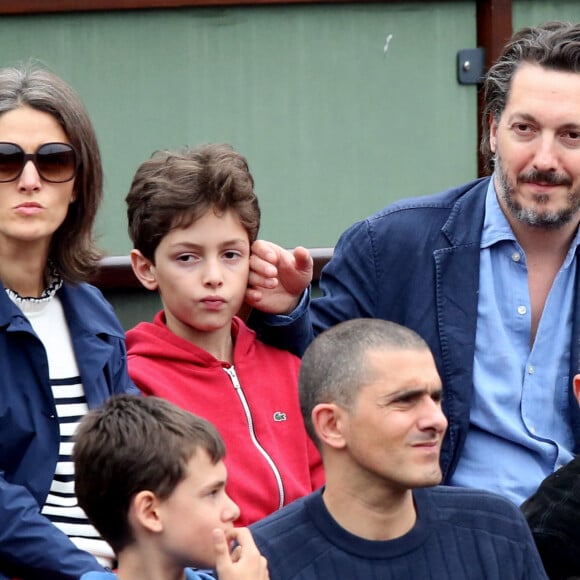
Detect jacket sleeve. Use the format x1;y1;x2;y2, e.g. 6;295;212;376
247;289;314;357
249;218;379;357
109;335;140;397
0;475;104;580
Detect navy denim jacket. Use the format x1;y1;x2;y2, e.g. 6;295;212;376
0;281;137;579
251;177;580;483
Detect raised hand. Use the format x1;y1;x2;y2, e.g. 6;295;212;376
213;527;269;580
246;240;312;314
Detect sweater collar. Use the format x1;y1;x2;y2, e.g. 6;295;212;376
305;487;433;559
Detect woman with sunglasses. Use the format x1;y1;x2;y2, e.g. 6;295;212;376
0;64;137;579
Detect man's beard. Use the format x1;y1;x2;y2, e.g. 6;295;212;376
495;153;580;229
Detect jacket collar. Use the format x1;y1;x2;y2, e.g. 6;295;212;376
441;177;490;247
0;279;124;340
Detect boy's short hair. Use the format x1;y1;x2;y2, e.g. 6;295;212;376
126;143;261;261
73;394;226;554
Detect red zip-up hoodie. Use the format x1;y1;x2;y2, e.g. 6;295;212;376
126;312;324;526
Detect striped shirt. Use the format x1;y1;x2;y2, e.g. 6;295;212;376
9;290;114;568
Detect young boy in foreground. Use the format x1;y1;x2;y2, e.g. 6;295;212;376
124;144;323;526
74;394;269;580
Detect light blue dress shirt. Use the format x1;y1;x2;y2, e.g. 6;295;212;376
449;179;578;505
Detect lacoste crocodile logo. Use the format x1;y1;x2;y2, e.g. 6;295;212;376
273;411;287;422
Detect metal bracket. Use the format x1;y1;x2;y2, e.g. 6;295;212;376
457;48;485;85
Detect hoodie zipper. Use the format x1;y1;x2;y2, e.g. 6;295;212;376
222;365;285;510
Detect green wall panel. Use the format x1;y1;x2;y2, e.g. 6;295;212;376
0;3;477;254
513;1;580;29
104;289;161;330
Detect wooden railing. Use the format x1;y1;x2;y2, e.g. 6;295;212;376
90;247;334;290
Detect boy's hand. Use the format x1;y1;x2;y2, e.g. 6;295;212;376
213;527;269;580
246;240;312;315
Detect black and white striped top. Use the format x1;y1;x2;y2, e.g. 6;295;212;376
8;286;114;568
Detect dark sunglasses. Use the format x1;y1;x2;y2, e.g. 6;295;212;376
0;142;80;183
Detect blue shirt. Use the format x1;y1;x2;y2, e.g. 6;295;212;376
450;179;578;505
81;569;214;579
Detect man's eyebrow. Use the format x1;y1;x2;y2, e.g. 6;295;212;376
379;385;442;402
506;112;537;124
379;387;427;401
559;122;580;131
506;113;580;131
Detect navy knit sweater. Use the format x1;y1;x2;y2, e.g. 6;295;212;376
250;486;548;579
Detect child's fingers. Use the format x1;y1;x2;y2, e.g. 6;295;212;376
229;527;260;555
230;544;242;563
215;527;269;579
212;528;232;565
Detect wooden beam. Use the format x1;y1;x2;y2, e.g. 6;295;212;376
476;0;513;176
0;0;466;15
91;247;333;290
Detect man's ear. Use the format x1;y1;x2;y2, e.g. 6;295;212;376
573;374;580;407
130;249;158;291
311;403;348;450
489;113;498;154
130;490;163;533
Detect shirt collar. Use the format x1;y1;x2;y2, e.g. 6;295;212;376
481;174;580;266
481;175;516;249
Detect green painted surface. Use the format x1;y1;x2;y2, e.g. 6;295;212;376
103;289;162;330
513;1;580;29
0;2;477;255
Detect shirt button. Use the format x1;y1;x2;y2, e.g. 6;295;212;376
512;252;521;262
528;365;535;374
517;305;527;315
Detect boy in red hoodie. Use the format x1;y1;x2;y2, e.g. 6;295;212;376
125;144;324;526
